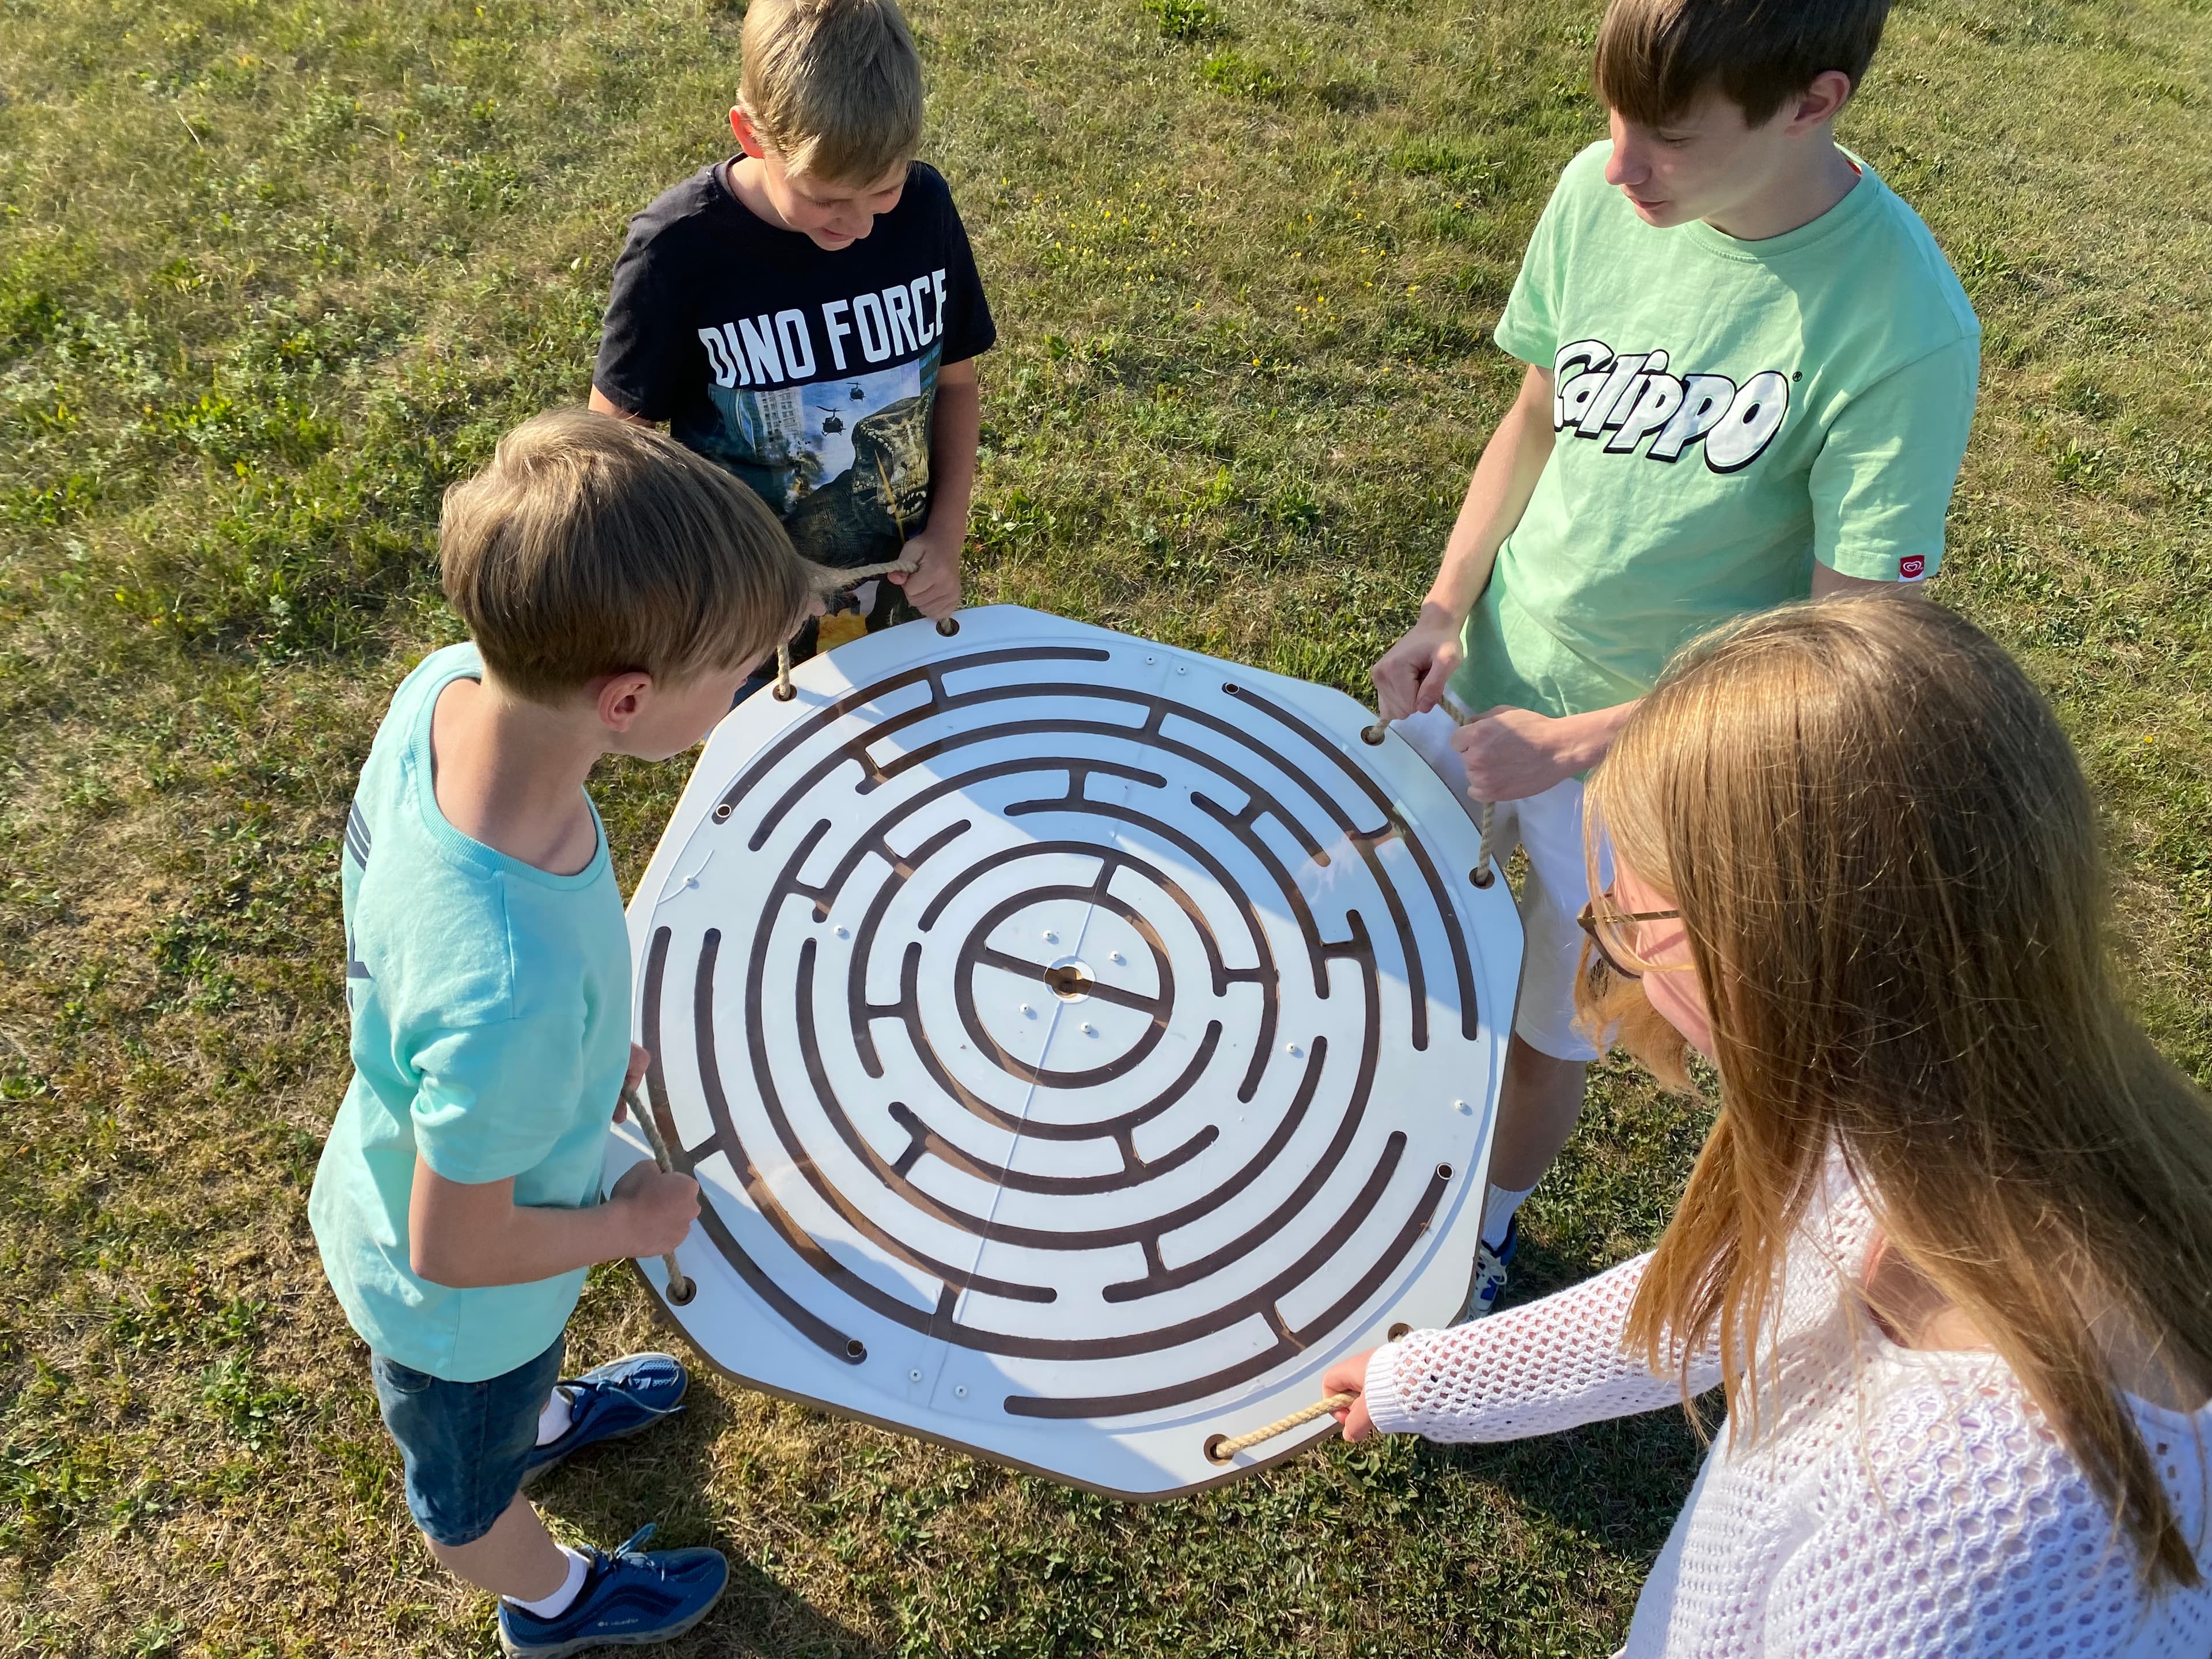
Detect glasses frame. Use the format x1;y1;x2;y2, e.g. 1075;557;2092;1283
1577;892;1692;980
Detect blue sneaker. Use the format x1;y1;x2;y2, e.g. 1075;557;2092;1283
1451;1218;1519;1324
498;1524;728;1657
521;1353;688;1487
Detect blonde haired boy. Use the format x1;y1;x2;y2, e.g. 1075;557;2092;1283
592;0;993;681
309;411;819;1653
1373;0;1979;1319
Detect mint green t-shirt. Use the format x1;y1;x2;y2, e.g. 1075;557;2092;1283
308;644;632;1382
1455;142;1980;720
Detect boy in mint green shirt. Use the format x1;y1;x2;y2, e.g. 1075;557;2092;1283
310;408;817;1652
1371;0;1978;1319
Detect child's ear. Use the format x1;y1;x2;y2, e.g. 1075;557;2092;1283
1786;70;1855;133
594;671;653;733
730;105;765;158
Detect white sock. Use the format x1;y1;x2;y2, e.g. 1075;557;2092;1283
505;1545;590;1619
1482;1183;1536;1251
535;1386;574;1447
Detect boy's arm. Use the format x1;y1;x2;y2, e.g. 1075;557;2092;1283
1810;563;1891;599
1447;558;1897;797
1371;362;1556;721
588;385;654;426
410;1156;697;1288
890;358;979;620
407;1043;698;1289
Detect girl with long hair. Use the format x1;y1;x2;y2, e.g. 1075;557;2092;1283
1323;596;2212;1655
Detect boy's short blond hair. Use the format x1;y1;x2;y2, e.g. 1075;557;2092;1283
440;409;815;702
739;0;923;187
1595;0;1889;127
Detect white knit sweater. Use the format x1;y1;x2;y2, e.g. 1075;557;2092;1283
1362;1171;2212;1657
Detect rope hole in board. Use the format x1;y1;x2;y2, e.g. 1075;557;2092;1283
1469;864;1495;888
1359;722;1388;747
1202;1433;1233;1465
1388;1322;1412;1340
1437;1164;1454;1181
845;1338;868;1362
666;1278;697;1307
935;616;961;637
713;803;733;823
772;683;797;702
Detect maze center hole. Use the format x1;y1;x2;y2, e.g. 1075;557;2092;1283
1044;957;1093;1002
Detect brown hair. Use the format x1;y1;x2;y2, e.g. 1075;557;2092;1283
1594;0;1889;127
1581;594;2212;1588
440;408;814;702
739;0;924;187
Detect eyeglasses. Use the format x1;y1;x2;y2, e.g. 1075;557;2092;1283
1577;891;1690;980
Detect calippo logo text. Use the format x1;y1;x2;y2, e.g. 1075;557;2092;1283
1553;338;1790;474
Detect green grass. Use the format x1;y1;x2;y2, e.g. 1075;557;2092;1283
3;0;2209;1652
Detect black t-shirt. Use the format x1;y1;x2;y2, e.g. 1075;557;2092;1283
594;159;996;571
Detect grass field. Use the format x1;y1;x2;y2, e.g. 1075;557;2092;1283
3;0;2209;1651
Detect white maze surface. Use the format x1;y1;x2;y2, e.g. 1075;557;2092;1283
610;607;1521;1497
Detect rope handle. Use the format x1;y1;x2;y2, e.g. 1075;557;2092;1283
1203;1392;1358;1464
1359;715;1500;889
620;1084;695;1307
774;554;950;703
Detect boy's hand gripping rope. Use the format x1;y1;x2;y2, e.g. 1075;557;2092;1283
772;555;962;702
621;1084;695;1307
1203;1393;1359;1463
1361;716;1498;889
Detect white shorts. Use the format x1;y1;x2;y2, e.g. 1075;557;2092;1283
1392;708;1605;1063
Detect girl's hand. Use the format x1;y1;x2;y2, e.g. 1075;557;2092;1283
1323;1347;1381;1443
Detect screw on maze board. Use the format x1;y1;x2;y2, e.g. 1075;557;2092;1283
1203;1393;1360;1464
621;1084;694;1305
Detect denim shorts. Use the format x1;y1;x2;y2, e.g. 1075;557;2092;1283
369;1334;565;1547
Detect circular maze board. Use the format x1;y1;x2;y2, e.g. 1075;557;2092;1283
608;606;1520;1497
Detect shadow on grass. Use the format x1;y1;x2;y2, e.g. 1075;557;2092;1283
1430;1407;1708;1564
531;1365;890;1658
1415;1203;1713;1563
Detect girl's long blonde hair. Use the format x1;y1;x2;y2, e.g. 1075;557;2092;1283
1582;594;2212;1588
